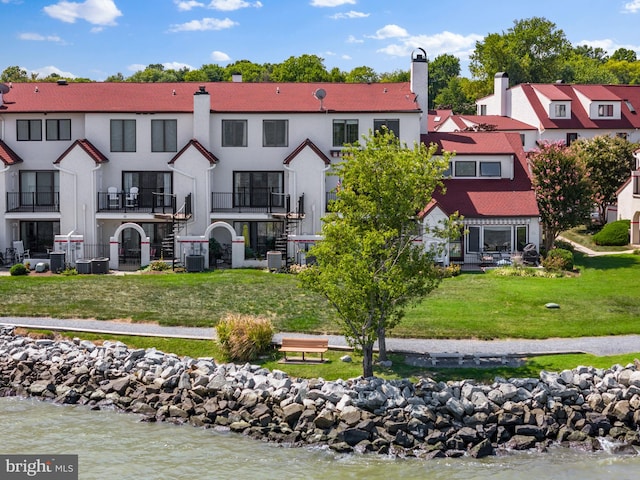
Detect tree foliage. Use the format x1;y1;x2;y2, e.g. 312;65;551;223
271;54;329;82
572;135;638;223
470;17;572;87
528;141;593;251
428;54;461;109
1;66;29;82
299;128;455;378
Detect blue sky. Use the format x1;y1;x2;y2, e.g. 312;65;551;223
2;0;640;81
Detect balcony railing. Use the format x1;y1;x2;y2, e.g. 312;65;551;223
6;192;60;212
97;189;177;214
211;188;302;214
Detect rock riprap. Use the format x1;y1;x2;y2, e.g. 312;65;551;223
1;325;639;458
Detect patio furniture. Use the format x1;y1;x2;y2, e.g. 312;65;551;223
126;187;139;207
108;186;119;208
13;241;29;263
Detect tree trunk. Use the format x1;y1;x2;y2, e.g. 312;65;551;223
362;343;375;378
377;326;387;362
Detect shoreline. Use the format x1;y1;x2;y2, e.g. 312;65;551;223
2;325;640;459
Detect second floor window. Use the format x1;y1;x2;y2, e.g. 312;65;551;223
222;120;247;147
17;120;42;141
234;171;283;207
46;119;71;141
598;104;614;117
374;119;400;139
332;119;358;146
263;120;288;147
455;161;476;177
480;162;501;177
111;119;136;152
151;119;177;152
20;170;58;206
554;104;566;117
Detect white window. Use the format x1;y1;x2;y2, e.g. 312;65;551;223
332;119;358;146
480;162;501;177
455;161;476;177
46;119;71;141
554;104;566;117
17;120;42;141
222;120;247;147
111;120;136;152
479;104;487;116
263;120;288;147
151;119;177;152
598;104;613;117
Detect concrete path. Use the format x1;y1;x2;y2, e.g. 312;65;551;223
1;316;639;357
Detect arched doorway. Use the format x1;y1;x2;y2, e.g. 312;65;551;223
109;223;151;271
633;211;640;245
203;221;242;269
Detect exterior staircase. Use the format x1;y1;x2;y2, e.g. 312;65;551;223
154;193;192;268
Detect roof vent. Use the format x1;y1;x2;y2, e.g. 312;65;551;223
57;79;68;86
555;79;564;84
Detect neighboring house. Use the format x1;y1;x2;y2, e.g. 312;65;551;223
421;131;540;266
476;72;640;148
616;148;640;245
0;51;430;270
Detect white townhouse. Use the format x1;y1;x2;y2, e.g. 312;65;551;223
0;51;432;270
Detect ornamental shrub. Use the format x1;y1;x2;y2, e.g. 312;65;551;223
216;313;274;362
592;220;630;246
9;263;29;276
542;248;574;272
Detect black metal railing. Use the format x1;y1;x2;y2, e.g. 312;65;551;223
6;192;60;212
97;189;178;213
211;187;292;213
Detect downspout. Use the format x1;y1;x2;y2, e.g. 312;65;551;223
205;162;217;222
91;163;102;244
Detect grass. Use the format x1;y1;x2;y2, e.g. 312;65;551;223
561;224;633;252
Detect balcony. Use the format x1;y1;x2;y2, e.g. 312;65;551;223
6;192;60;212
97;189;179;214
211;188;304;215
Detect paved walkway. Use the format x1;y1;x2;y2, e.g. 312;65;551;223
1;316;639;357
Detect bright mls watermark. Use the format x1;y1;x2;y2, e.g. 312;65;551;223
0;455;77;479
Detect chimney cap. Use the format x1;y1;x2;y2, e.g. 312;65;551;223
411;48;427;62
195;85;209;95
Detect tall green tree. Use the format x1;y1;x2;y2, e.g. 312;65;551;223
1;66;29;82
470;17;572;87
225;60;271;82
428;54;461;108
572;135;638;224
271;54;329;82
528;141;593;251
299;128;455;377
345;66;379;83
433;77;477;114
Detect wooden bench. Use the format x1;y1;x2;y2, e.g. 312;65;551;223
279;337;328;363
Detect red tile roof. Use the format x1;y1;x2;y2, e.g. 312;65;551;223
54;139;108;165
442;114;536;132
0;81;419;114
423;132;539;218
0;140;23;165
532;84;572;101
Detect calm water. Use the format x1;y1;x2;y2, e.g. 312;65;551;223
2;397;640;480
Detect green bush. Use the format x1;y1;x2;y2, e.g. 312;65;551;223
216;313;274;362
150;260;171;271
553;239;574;252
9;263;29;276
593;220;630;246
542;248;574;272
437;263;461;278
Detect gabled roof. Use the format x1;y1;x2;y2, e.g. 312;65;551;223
54;139;108;165
423;131;539;218
283;138;331;165
519;83;640;130
0;81;419;114
440;114;536;132
169;139;218;165
0;140;23;165
532;84;572;101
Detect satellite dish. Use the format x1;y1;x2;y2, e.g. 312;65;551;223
314;88;326;100
0;84;10;94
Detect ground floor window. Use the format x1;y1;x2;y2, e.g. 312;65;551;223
233;221;283;258
20;221;60;256
463;224;529;254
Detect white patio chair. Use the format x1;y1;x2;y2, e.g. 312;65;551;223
13;240;30;263
126;187;139;207
108;186;119;208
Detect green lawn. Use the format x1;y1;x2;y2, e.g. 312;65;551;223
2;252;639;341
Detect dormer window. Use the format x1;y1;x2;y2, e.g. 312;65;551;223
598;104;614;117
554;104;566;117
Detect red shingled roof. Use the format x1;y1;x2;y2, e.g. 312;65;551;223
0;81;419;114
0;140;23;165
449;115;535;131
54;139;108;165
423;131;539;218
283;138;331;165
169;139;218;165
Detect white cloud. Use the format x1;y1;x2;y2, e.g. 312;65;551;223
368;24;409;40
330;10;369;19
31;65;77;79
341;54;352;60
175;0;205;11
19;32;65;43
346;34;363;44
163;61;195;71
623;0;640;13
377;31;483;61
127;63;146;72
310;0;355;6
578;38;640;55
211;50;231;61
207;0;262;10
169;17;237;32
43;0;122;26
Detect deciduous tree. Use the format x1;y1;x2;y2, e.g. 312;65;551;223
528;141;592;251
299;128;455;377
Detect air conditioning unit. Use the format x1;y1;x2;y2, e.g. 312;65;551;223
267;251;283;271
186;255;204;272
